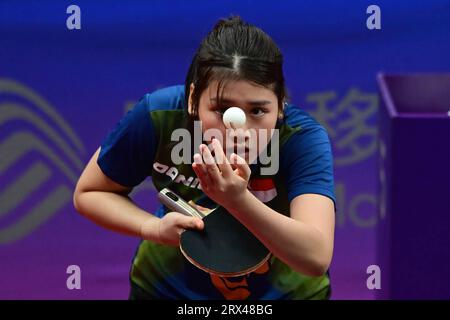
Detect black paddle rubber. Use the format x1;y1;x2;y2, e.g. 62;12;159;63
180;206;270;277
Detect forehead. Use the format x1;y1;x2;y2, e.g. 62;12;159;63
204;80;277;103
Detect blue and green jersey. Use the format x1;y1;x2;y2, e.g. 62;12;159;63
98;85;336;300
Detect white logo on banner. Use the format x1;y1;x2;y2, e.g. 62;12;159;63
366;264;381;290
66;5;81;30
66;265;81;290
366;5;381;30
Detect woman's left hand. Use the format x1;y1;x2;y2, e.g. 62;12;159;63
192;138;251;209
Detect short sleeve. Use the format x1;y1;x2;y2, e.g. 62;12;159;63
281;126;336;209
97;94;156;187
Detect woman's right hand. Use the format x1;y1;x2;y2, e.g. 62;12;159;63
155;212;204;247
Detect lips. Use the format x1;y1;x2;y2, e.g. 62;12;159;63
233;145;249;153
234;144;249;149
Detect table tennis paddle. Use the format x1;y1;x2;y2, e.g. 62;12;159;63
158;188;271;277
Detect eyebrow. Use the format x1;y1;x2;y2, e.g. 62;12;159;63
210;97;272;107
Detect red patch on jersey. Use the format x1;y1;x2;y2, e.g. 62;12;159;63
248;178;277;202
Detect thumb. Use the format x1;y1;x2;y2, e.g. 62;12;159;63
177;214;204;230
231;153;251;180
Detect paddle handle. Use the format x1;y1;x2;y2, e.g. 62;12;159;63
158;188;205;219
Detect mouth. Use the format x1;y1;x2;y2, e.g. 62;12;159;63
233;145;249;153
215;145;249;158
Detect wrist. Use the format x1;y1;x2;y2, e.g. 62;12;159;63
224;188;252;213
140;217;161;243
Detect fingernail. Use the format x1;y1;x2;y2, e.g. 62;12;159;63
194;153;203;164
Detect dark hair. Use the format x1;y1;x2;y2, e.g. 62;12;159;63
184;16;287;119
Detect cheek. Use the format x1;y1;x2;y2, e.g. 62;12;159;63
199;111;226;140
254;109;278;126
200;111;219;129
255;115;278;146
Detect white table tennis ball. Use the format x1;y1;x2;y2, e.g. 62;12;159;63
223;107;246;129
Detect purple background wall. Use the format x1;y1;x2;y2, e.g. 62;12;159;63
1;0;449;299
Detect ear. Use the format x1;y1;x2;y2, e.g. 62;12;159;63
278;101;285;119
188;83;195;115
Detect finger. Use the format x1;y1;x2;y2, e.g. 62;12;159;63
193;152;205;174
192;161;212;192
193;153;212;189
176;227;185;236
201;144;216;165
188;200;213;214
193;151;204;165
231;153;251;180
177;214;204;230
200;144;221;184
211;138;233;178
192;163;210;191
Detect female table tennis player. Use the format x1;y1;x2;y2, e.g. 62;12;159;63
73;16;336;300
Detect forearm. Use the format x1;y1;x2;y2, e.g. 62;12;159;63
226;190;331;276
73;191;160;242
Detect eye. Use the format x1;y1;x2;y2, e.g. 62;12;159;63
250;108;267;117
213;106;228;116
214;109;225;116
